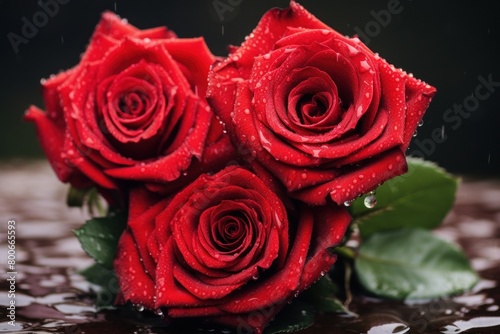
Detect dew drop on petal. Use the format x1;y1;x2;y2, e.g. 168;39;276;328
359;60;370;72
135;304;145;312
347;44;359;56
357;105;363;116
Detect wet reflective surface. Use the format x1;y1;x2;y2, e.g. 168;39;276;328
0;161;499;334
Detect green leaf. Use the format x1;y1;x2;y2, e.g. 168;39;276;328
350;158;459;238
67;186;92;207
66;186;107;216
80;262;115;287
265;301;314;334
86;188;107;216
73;213;127;269
80;263;119;308
300;276;350;314
355;229;478;300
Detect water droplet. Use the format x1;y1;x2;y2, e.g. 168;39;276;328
135;304;145;312
418;119;424;127
320;271;326;276
347;44;359;56
301;172;308;180
413;130;418;137
252;267;260;280
364;194;377;209
359;60;370;72
244;108;250;115
344;200;353;207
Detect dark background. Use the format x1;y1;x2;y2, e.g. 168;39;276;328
1;0;499;176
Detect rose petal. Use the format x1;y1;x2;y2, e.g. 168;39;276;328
41;68;74;127
24;106;89;187
173;264;244;300
219;205;312;314
298;205;351;290
128;189;168;277
292;148;408;205
207;1;332;127
155;239;203;307
114;231;156;309
161;38;216;96
105;96;211;182
402;75;437;149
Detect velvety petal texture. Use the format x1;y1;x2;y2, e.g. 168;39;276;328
25;12;234;202
114;166;351;333
207;1;436;205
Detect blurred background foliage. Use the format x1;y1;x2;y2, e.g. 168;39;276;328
0;0;498;176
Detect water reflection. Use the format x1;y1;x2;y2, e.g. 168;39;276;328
441;316;500;333
366;323;409;334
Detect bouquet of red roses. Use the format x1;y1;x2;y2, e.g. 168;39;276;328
26;2;477;333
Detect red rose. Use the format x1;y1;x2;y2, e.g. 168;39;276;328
114;166;351;333
25;12;233;200
207;1;436;205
